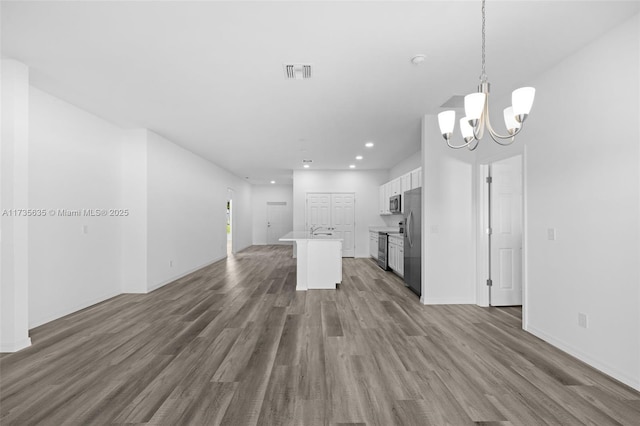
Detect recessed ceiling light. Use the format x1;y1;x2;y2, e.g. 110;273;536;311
303;164;310;168
411;54;426;65
349;164;356;169
365;142;374;148
270;180;276;184
355;155;363;160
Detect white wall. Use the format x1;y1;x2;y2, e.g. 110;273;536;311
2;59;255;334
1;60;31;351
293;170;388;258
389;150;421;180
121;129;148;293
425;14;640;389
28;87;124;328
232;183;253;253
511;15;638;390
251;184;293;245
146;131;252;291
421;115;476;305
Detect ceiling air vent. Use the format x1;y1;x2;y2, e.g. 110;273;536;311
284;63;312;80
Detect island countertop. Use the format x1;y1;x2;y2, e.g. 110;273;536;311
279;231;343;242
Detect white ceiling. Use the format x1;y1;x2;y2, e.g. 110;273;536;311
2;1;638;184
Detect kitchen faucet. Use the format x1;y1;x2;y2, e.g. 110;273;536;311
310;225;323;234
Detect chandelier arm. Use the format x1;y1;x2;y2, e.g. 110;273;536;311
447;138;473;149
484;103;525;140
468;138;480;151
487;130;515;146
472;110;486;141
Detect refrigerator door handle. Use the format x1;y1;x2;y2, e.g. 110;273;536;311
407;211;413;248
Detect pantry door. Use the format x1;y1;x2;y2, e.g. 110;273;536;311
306;193;355;257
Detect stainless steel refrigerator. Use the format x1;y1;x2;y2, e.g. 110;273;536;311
403;188;422;297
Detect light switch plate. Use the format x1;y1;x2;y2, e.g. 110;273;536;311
547;228;556;241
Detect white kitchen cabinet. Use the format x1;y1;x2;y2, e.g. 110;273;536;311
401;173;411;192
379;183;392;215
390;178;401;196
401;172;411;212
369;231;379;258
410;167;422;189
388;234;404;277
379;170;421;216
388;242;396;271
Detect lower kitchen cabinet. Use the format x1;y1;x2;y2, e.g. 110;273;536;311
369;231;379;258
388;234;404;277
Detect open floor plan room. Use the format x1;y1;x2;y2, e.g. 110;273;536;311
1;246;638;425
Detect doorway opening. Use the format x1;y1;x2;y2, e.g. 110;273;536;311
479;155;524;309
227;188;234;255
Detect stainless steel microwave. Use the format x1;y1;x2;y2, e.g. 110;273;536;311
389;194;401;214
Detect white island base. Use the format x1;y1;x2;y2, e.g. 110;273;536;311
279;232;342;291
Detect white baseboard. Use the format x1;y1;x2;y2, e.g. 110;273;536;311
422;297;475;305
527;325;640;391
0;337;32;353
29;290;121;329
147;255;227;293
30;256;229;329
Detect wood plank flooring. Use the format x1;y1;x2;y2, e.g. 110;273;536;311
1;245;639;425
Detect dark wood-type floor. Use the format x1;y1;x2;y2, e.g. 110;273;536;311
1;245;639;425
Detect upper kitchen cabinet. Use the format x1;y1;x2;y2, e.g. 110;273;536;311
410;167;422;189
390;178;401;196
379;183;390;215
401;173;411;193
379;167;421;215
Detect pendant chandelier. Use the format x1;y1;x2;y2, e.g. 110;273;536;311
437;0;535;151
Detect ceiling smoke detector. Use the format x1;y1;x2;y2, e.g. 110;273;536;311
284;63;312;80
411;54;426;65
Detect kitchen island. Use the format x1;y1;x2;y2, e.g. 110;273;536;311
279;231;343;291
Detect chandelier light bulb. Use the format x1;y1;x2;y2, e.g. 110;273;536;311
503;107;521;134
464;92;486;124
438;110;456;137
512;87;536;121
459;117;474;141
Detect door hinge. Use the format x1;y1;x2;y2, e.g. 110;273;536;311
486;227;492;235
486;279;493;287
486;176;493;184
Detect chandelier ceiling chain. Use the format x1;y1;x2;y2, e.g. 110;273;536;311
481;0;486;83
437;0;536;151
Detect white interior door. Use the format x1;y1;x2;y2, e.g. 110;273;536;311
266;202;287;244
306;193;355;258
331;194;355;257
490;155;523;306
306;193;331;230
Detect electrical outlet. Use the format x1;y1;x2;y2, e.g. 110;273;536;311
578;312;588;328
82;225;88;234
169;260;173;268
547;228;556;241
